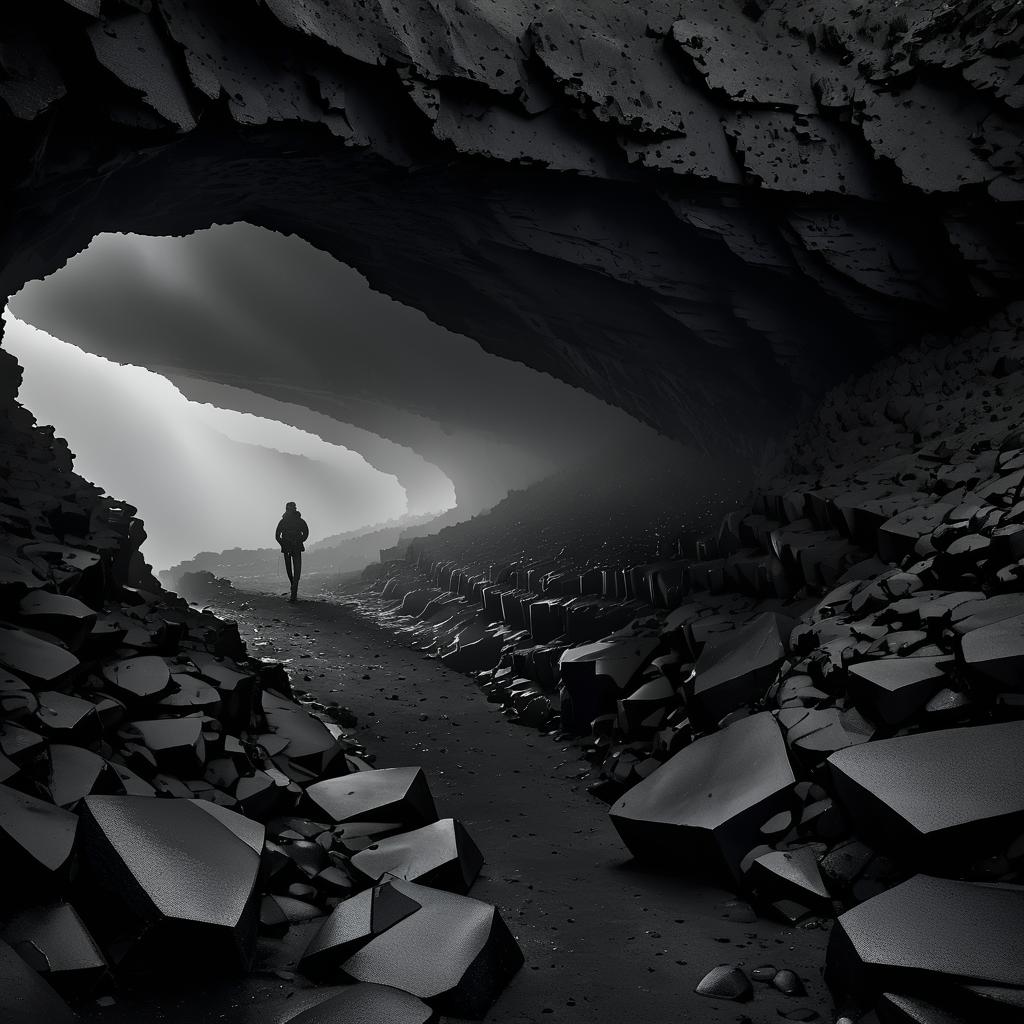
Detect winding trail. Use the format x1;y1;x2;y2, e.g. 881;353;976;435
221;587;832;1024
88;585;830;1022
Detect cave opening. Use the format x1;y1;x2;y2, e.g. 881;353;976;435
6;221;731;587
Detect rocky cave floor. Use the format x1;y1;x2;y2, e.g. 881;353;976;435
174;582;833;1024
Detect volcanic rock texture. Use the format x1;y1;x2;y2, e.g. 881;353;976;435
1;0;1022;452
368;302;1024;1020
0;347;520;1019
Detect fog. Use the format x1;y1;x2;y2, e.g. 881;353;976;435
6;224;711;571
11;224;695;515
4;315;418;570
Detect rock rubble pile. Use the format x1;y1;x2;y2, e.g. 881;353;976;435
0;348;521;1020
364;303;1024;1021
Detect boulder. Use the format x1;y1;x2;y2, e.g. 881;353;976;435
129;717;206;776
34;690;101;743
351;818;484;894
616;675;676;737
825;875;1024;1007
1;902;107;995
960;612;1024;693
609;712;795;883
748;847;833;916
0;938;76;1023
75;795;264;972
300;878;522;1018
559;636;660;733
262;691;346;776
46;744;118;807
828;721;1024;867
101;655;171;702
0;624;79;688
689;613;790;726
847;656;954;726
0;783;78;902
16;592;97;651
306;767;437;827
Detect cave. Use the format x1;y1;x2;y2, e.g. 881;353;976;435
1;2;1023;1023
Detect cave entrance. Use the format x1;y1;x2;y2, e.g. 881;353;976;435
5;222;720;586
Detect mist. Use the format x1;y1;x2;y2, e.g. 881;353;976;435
4;314;417;570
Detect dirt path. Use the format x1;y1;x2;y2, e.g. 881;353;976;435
188;586;832;1024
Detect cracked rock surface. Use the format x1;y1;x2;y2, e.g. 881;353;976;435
1;0;1022;451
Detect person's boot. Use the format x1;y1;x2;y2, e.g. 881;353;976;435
290;583;298;603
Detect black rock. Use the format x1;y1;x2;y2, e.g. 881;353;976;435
101;655;171;702
75;795;264;972
47;744;118;807
0;783;78;902
960;612;1024;693
0;624;80;688
351;818;484;894
773;968;807;996
128;717;207;776
282;983;437;1024
876;991;970;1024
828;721;1024;867
694;964;753;1001
34;691;101;744
559;637;660;733
749;848;832;915
689;612;790;727
0;938;76;1023
825;874;1024;1005
306;767;437;828
16;592;97;651
846;656;953;726
300;878;522;1017
1;902;107;996
610;712;795;883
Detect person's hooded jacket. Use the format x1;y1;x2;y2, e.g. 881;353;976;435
276;508;309;553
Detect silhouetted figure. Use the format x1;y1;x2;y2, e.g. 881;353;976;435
276;501;309;602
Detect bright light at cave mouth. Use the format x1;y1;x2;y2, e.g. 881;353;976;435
3;312;411;572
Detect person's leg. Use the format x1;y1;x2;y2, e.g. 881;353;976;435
283;551;295;585
291;552;302;599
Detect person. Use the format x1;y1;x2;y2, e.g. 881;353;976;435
275;501;309;602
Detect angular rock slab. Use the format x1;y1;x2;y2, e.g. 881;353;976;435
847;656;953;726
559;636;660;733
130;717;206;776
351;818;484;894
690;612;789;726
101;655;170;702
825;874;1024;1005
828;721;1024;867
283;983;437;1024
47;744;117;807
75;795;264;971
0;938;76;1024
0;783;78;902
0;624;79;688
960;612;1024;693
301;878;522;1018
610;712;795;883
17;592;96;650
749;847;832;915
307;767;437;827
1;902;107;995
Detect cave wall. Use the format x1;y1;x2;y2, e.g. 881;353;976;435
1;0;1022;450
